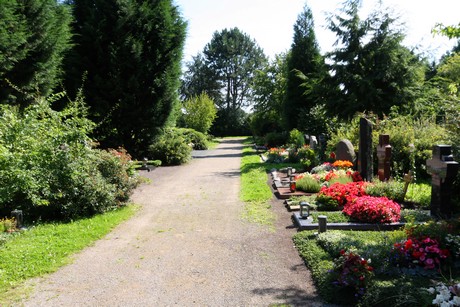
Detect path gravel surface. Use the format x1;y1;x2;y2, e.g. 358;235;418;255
20;138;322;306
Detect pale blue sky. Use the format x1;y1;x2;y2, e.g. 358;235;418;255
175;0;459;63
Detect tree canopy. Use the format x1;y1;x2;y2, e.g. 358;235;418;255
325;0;424;118
65;0;186;156
0;0;72;107
182;27;266;135
283;4;325;131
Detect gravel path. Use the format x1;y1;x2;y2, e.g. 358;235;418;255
20;138;322;306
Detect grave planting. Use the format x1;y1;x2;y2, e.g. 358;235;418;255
257;120;460;306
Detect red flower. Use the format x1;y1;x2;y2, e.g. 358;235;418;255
330;152;336;160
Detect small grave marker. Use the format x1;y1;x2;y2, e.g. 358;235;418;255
402;170;414;200
426;145;459;218
377;134;392;181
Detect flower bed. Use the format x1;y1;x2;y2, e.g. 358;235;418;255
343;195;401;223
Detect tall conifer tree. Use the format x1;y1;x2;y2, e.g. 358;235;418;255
0;0;72;107
283;4;324;131
65;0;186;156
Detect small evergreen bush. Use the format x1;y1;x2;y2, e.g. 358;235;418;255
178;128;208;150
148;128;192;165
296;174;321;193
366;180;405;202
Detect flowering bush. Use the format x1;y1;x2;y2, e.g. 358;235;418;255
390;236;451;270
316;168;362;184
316;182;368;210
332;160;353;169
266;147;287;163
342;195;401;223
445;234;460;258
330;250;374;298
426;281;460;306
311;162;334;174
296;145;316;167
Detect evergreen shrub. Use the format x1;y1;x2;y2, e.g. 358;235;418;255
148;128;192;165
178;128;208;150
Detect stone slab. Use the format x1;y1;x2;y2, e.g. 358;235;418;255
292;213;405;231
276;188;315;199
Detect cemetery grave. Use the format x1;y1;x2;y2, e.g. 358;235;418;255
259;118;460;305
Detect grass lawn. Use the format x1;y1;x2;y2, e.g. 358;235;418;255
0;205;138;305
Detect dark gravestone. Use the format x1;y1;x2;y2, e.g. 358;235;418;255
318;134;327;161
358;118;373;181
426;145;459;218
377;134;392;181
336;139;355;163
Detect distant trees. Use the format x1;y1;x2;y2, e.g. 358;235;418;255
65;0;186;156
251;53;288;136
283;5;325;131
182;27;267;135
0;0;72;107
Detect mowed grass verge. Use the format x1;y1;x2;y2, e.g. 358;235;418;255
0;205;138;304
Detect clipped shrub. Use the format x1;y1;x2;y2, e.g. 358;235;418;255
148;128;192;165
296;174;321;193
178;128;208;150
365;180;405;202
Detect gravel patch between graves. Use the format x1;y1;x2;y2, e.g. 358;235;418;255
19;138;323;306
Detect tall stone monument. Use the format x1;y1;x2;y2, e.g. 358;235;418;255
426;145;459;218
358;117;373;181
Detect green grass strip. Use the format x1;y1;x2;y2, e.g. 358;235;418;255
0;205;138;302
240;140;276;229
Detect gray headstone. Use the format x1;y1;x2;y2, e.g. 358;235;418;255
336;139;356;162
309;135;318;150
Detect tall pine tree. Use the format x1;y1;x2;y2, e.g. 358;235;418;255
283;4;325;131
65;0;186;156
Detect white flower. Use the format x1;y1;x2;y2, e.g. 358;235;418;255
452;295;460;305
427;287;436;294
433;294;446;305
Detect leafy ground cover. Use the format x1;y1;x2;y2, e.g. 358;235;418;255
0;205;138;304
